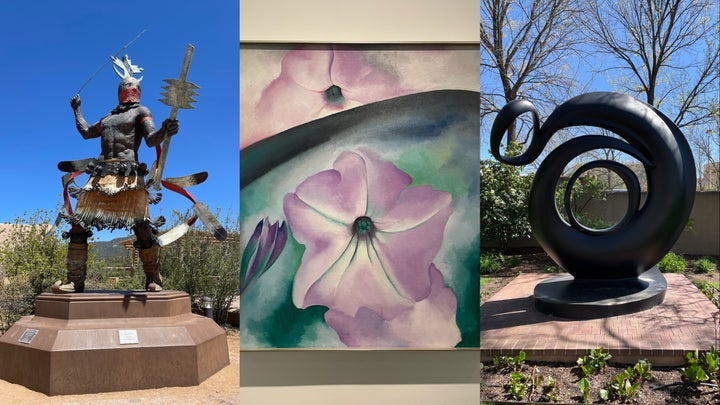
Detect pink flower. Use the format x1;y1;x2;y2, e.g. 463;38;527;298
283;149;460;346
244;45;414;149
324;265;461;347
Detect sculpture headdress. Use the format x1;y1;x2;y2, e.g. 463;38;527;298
111;55;143;104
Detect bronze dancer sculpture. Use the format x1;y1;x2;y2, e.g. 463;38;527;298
54;46;225;294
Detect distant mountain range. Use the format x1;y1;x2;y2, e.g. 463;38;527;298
89;237;133;261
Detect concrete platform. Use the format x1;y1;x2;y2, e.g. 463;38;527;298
0;290;229;395
480;273;718;366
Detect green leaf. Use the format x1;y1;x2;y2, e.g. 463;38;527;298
578;377;590;392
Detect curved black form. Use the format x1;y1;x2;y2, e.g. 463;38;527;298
491;92;696;279
241;90;479;188
563;159;641;236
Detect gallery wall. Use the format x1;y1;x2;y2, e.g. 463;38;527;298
239;1;481;404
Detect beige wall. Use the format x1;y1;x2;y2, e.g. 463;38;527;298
240;1;480;404
240;0;479;43
586;191;720;256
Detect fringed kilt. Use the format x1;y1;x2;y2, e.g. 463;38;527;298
73;174;150;231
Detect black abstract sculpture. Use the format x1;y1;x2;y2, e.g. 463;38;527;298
490;92;696;318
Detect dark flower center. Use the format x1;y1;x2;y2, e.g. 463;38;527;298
353;216;375;238
324;84;344;106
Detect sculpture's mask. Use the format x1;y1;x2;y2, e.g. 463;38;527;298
118;76;141;104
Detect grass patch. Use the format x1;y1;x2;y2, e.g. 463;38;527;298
694;256;718;274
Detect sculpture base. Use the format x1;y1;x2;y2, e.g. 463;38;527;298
533;267;667;319
0;290;229;395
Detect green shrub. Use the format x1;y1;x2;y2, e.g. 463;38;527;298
480;148;533;251
657;252;687;273
695;256;718;274
0;276;35;333
480;251;503;274
0;209;71;334
160;210;240;325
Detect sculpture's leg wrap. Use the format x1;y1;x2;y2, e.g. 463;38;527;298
139;245;162;292
52;242;88;293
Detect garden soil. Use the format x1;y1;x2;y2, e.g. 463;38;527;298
480;248;720;404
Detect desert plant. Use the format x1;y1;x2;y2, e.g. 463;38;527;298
695;256;718;274
0;210;68;295
0;209;81;334
658;252;687;273
160;209;240;325
576;347;612;377
0;276;35;333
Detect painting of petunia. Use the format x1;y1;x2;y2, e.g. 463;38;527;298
241;44;479;149
240;44;479;349
283;149;460;347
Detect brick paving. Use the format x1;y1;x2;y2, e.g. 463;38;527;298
480;273;718;366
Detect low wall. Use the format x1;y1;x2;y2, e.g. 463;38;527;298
483;192;720;256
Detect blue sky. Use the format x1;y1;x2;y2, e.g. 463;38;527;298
0;2;239;240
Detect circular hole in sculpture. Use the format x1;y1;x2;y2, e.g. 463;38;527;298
556;155;643;235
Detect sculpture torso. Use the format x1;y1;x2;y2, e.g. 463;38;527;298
97;104;154;162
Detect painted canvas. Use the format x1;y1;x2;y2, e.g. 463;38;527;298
240;44;479;348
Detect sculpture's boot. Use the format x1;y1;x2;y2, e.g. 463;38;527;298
140;245;163;292
52;242;87;293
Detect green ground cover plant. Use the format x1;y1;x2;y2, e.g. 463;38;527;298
493;351;526;372
695;256;718;274
658;251;687;273
694;280;720;309
576;347;612;377
480;251;503;274
682;347;719;387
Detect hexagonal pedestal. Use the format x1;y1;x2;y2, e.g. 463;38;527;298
0;290;229;395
